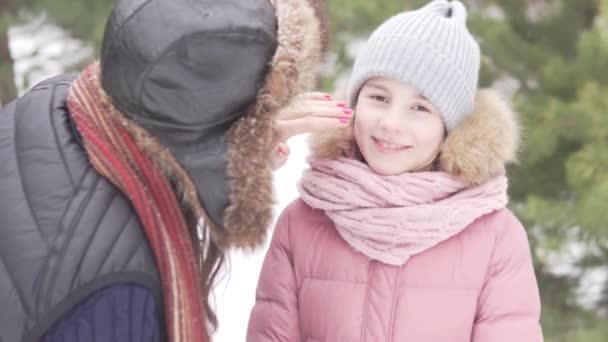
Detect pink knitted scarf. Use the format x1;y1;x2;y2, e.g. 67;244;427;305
298;157;509;265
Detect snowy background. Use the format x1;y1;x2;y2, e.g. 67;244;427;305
212;134;311;341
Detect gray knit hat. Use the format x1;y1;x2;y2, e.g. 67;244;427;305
347;0;480;131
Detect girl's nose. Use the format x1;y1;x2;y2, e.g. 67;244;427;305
379;110;406;134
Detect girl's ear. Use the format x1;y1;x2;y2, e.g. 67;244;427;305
438;89;520;185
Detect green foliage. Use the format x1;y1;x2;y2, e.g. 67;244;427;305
324;0;416;81
474;1;608;339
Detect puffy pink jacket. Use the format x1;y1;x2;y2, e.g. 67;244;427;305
247;199;543;342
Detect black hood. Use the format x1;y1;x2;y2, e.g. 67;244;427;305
100;0;278;228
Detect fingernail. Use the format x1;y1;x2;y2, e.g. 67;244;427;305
343;108;353;115
336;102;346;107
278;146;288;155
324;94;333;100
339;117;350;124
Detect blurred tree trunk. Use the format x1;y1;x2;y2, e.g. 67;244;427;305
0;27;16;106
0;0;17;105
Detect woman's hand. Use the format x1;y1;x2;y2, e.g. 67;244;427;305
271;92;353;170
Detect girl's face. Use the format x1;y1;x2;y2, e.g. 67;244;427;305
354;77;446;175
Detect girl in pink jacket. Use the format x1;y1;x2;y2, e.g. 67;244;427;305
248;1;544;341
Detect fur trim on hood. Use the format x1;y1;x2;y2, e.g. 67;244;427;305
309;88;520;186
223;0;327;248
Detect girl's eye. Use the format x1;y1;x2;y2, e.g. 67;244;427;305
412;105;430;112
371;95;388;103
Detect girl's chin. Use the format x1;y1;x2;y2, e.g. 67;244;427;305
364;155;432;175
367;160;411;175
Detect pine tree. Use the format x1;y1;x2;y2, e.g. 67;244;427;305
468;1;608;339
0;0;19;105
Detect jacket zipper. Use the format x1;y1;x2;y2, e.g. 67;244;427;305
388;266;402;342
359;260;375;342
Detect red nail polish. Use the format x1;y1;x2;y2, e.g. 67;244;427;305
336;102;346;107
343;108;353;115
324;94;333;100
339;117;349;124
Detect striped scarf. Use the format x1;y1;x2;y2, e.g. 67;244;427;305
67;63;209;342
